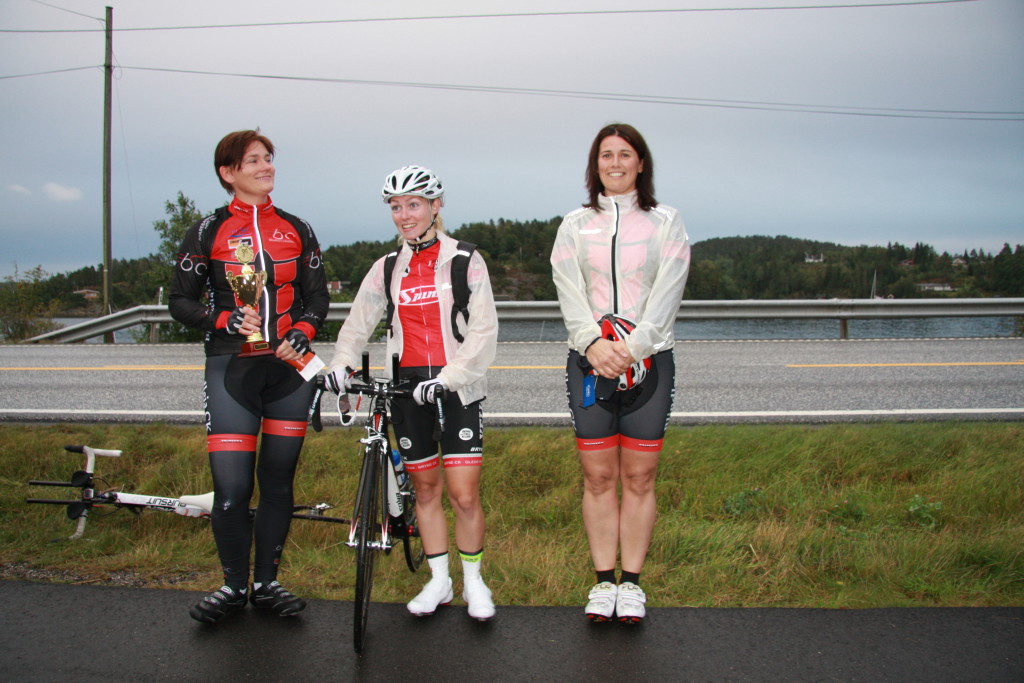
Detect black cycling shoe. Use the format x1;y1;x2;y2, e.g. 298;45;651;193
250;581;307;616
189;586;247;624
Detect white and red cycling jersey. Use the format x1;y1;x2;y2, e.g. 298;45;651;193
395;242;447;368
331;231;498;406
550;190;691;362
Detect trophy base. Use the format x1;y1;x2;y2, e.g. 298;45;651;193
238;341;276;358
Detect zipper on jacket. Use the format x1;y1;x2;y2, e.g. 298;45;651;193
251;205;270;341
610;199;619;315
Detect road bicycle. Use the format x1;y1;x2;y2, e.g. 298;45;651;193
26;351;428;655
309;351;429;654
25;445;346;541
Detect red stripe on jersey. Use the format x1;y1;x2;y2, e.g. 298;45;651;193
208;433;257;452
262;418;308;438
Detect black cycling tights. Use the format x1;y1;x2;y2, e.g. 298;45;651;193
204;354;313;590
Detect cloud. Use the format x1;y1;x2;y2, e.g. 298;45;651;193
43;182;83;202
7;184;31;195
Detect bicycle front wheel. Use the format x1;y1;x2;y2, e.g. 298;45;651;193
402;485;425;572
353;444;383;654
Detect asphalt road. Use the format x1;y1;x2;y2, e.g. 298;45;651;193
3;580;1022;681
1;338;1023;425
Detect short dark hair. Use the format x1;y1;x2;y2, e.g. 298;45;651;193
584;123;657;211
214;130;274;193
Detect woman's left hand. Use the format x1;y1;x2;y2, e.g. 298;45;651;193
276;329;310;361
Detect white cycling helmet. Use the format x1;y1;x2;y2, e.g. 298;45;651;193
599;314;651;391
381;165;445;204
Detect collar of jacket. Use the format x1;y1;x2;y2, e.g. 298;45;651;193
229;195;275;217
597;190;639;215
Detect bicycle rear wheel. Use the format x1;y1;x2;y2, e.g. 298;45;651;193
353;444;383;654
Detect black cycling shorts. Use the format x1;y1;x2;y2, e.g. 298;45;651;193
564;349;675;451
390;366;484;471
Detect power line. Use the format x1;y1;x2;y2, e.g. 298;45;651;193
1;1;978;33
116;65;1024;122
25;0;102;23
0;65;97;80
3;63;1017;121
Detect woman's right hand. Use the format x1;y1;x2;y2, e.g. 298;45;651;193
585;338;633;379
226;306;262;337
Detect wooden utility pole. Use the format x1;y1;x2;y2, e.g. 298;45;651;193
102;6;113;342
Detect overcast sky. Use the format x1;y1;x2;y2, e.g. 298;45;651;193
2;0;1022;282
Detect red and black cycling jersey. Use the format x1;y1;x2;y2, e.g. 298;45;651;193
169;196;329;357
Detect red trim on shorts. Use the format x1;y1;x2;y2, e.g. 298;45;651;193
620;435;663;452
208;433;257;452
261;418;308;438
442;454;482;468
405;454;441;472
576;435;620;451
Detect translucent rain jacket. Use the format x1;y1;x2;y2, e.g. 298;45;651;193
331;231;498;405
550;191;691;361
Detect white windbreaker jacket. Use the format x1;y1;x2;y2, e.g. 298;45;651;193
550;191;691;361
330;231;498;405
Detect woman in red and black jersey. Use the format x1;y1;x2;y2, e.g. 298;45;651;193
325;165;499;621
170;130;329;623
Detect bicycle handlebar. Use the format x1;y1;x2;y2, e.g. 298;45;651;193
307;352;445;433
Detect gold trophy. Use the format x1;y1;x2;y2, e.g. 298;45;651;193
226;243;274;357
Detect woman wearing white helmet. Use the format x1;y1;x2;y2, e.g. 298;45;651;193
326;165;499;621
551;124;691;624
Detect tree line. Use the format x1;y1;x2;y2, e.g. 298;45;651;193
3;191;1022;341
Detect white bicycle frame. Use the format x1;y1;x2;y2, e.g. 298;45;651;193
31;445;214;540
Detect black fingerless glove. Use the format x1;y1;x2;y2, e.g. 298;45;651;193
226;307;247;335
284;328;310;356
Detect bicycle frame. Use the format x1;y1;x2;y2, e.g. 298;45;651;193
26;445;345;540
314;351;426;654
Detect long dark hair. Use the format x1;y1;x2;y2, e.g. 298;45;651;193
583;123;657;211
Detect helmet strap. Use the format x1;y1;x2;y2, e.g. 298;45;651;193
407;214;438;251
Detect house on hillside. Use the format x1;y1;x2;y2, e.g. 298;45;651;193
916;282;955;292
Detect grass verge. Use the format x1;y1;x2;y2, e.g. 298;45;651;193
2;422;1022;607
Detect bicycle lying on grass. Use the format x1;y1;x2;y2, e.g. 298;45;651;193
26;352;428;655
25;444;345;541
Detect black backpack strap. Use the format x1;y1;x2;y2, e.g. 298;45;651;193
450;240;477;344
382;250;400;338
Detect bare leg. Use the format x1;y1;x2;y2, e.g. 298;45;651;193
618;446;660;574
579;446;622;572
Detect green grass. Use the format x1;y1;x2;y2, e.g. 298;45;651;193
2;422;1022;607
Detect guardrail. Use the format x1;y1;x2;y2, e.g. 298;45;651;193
24;298;1024;344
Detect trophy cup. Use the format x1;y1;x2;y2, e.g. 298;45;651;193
226;243;274;357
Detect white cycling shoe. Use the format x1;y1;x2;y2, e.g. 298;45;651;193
585;581;618;622
615;582;647;624
463;577;495;621
407;577;454;616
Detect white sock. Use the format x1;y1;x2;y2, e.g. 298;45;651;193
460;550;483;582
427;553;450;582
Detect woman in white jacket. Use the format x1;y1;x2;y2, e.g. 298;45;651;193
326;165;499;621
551;124;690;624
